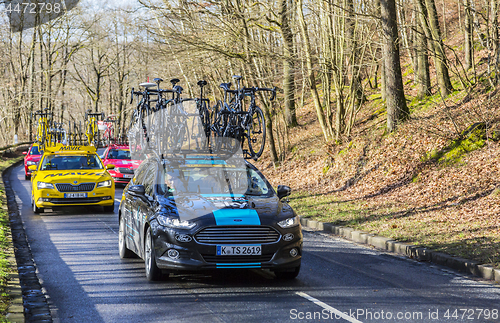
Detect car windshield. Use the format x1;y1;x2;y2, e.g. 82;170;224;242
159;165;269;197
107;149;131;160
40;154;103;170
30;146;42;155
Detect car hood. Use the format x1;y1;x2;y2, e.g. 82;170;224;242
157;194;293;225
38;170;111;183
105;159;141;168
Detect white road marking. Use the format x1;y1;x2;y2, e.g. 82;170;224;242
98;218;116;234
295;292;363;323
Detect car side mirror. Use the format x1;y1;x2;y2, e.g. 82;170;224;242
106;164;115;170
129;184;145;196
23;151;27;155
277;185;291;199
28;165;37;171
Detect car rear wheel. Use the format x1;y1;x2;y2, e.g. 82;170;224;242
274;265;300;280
118;216;134;258
145;227;163;281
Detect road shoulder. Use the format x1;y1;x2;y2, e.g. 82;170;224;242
300;217;500;284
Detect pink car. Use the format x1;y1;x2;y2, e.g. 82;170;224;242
101;145;142;185
23;144;43;180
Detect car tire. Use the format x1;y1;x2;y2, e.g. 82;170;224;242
145;227;163;281
32;199;42;214
25;174;29;180
118;216;134;258
274;265;300;280
103;205;114;213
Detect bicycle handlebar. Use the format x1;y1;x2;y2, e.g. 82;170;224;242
242;86;278;100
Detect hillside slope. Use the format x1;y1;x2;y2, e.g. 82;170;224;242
256;26;500;268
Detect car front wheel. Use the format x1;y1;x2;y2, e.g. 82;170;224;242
118;216;134;258
32;196;42;214
145;227;163;281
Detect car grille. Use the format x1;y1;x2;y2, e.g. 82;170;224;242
194;226;280;244
118;167;134;174
48;197;106;204
55;183;96;192
201;253;274;263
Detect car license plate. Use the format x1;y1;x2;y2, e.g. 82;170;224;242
123;174;134;178
64;193;87;198
216;245;261;256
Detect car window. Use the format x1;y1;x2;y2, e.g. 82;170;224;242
29;146;42;155
245;168;269;196
143;163;156;196
40;154;103;171
159;164;270;196
133;161;150;185
108;149;131;160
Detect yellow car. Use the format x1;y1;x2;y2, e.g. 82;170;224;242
29;144;115;214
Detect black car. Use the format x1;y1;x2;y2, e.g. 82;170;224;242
118;154;302;281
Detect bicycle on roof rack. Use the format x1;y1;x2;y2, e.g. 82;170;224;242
85;109;105;147
212;75;275;160
100;114;118;147
48;122;67;146
151;78;192;156
32;108;53;149
177;79;212;151
130;78;204;158
128;76;276;161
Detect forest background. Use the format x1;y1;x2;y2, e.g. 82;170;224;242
1;0;499;268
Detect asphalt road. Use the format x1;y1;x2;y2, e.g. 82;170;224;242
9;164;500;323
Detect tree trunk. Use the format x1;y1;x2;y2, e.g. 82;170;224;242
380;58;386;101
490;0;499;84
279;0;297;127
425;0;454;96
380;0;409;132
297;0;332;141
464;0;473;70
416;20;431;97
345;0;366;107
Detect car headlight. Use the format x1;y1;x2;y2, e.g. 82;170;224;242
37;182;54;190
157;215;196;229
277;216;300;228
97;180;112;188
27;161;37;166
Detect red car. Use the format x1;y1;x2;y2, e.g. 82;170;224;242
23;143;43;180
101;145;142;185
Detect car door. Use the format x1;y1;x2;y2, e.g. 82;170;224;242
123;161;150;255
134;161;157;259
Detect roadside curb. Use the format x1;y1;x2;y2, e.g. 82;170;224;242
300;218;500;284
1;158;25;323
2;159;52;322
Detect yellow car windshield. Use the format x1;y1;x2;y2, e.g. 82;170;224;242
40;154;103;171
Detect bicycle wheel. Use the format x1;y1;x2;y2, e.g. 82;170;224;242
127;112;140;158
191;112;206;150
247;106;266;159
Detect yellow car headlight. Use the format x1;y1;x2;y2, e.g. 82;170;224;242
97;180;112;188
37;182;54;190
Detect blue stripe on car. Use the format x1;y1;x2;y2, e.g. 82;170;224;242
213;209;260;225
216;263;261;268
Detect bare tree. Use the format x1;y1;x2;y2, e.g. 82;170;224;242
380;0;409;131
